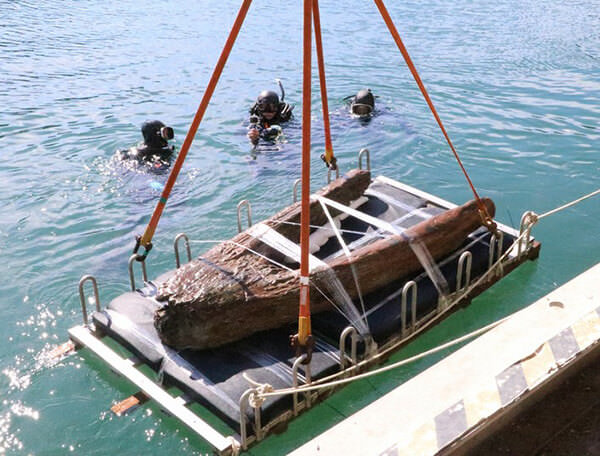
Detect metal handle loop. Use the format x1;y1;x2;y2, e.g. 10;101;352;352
78;275;100;325
327;166;340;184
128;254;148;291
292;178;301;203
339;326;358;369
237;200;252;233
457;251;473;292
401;281;417;336
292;354;312;415
358;148;371;171
488;231;505;274
518;211;535;258
174;233;192;268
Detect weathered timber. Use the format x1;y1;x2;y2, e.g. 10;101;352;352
154;170;495;350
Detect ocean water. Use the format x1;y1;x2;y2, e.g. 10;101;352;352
1;0;598;454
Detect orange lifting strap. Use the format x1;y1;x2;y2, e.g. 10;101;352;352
297;0;313;347
313;0;336;170
373;0;494;227
135;0;253;258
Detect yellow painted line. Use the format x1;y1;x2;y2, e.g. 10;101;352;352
570;310;600;351
520;342;557;389
397;421;438;456
463;377;502;428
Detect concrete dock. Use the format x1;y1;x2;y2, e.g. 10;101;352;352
290;263;600;456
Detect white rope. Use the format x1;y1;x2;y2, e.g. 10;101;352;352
242;372;263;387
313;195;403;235
226;436;241;456
258;314;511;398
189;239;295;273
247;223;327;272
537;188;600;220
242;373;274;408
364;187;433;221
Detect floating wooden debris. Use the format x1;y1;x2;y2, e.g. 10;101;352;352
111;392;148;416
48;340;76;361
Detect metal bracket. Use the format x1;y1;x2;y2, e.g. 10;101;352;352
292;354;312;415
518;211;535;258
292;178;301;203
239;388;263;449
489;231;505;275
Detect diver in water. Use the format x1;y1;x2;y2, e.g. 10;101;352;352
347;88;376;117
247;80;294;144
119;120;175;171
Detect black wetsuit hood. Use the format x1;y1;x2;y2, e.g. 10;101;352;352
250;91;294;125
119;120;175;167
142;120;170;149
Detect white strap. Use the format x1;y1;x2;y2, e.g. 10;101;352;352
364;188;433;221
314;194;450;302
312;195;404;235
247;223;326;272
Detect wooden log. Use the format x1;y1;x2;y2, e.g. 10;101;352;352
154;172;494;350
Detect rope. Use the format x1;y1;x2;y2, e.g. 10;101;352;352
226;436;241;456
537;188;600;220
259;314;510;398
318;198;369;326
189;239;295;273
254;217;540;399
270;218;377;238
242;373;274;408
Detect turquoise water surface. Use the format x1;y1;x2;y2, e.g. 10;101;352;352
1;1;599;454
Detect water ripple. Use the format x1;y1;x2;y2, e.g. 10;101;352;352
0;0;598;454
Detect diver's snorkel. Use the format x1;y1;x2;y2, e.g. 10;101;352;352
275;78;285;102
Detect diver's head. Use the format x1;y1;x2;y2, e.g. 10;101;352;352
141;120;174;148
351;88;375;116
256;90;280;120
